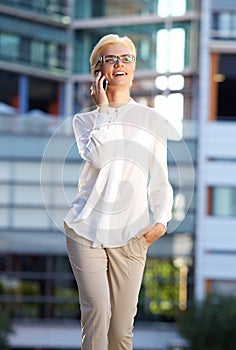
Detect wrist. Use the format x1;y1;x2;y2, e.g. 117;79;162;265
154;222;166;235
97;104;109;114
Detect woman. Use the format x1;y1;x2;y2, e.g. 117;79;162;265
64;34;173;350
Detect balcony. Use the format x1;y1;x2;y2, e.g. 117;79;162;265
0;0;71;25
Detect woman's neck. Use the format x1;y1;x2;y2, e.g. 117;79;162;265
106;88;131;108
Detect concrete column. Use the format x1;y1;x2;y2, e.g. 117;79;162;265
19;74;29;114
195;0;212;300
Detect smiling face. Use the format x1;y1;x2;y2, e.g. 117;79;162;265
99;43;136;89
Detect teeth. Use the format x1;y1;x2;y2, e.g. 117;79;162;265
115;72;125;75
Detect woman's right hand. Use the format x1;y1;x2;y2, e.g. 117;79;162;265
90;71;109;108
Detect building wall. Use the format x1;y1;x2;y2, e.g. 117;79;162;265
0;0;70;115
195;0;236;299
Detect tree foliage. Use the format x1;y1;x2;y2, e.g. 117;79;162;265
0;308;13;350
138;259;179;321
177;294;236;350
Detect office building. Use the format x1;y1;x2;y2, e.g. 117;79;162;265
195;0;236;299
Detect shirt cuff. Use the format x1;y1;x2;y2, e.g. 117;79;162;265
154;213;171;230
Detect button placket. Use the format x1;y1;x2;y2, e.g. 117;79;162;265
107;108;118;128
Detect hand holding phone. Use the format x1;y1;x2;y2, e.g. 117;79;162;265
91;71;109;107
95;70;108;91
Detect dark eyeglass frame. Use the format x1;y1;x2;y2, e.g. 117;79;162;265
95;54;136;67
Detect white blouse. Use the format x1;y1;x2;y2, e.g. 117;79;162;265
64;99;173;248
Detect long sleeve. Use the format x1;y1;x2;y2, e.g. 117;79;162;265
65;102;173;247
73;111;122;169
148;116;173;227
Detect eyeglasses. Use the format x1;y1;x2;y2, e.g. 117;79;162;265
96;54;136;66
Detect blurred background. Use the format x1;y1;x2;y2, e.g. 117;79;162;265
0;0;236;349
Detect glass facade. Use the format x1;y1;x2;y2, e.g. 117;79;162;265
74;0;196;19
0;0;70;22
73;22;195;74
0;29;67;72
0;252;190;321
0;3;69;115
0;255;193;322
0;254;78;320
74;26;162;74
0;70;62;114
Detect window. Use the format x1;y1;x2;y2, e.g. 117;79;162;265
31;40;45;67
209;187;236;217
155;92;184;137
0;31;67;72
0;33;19;61
158;0;186;17
74;25;190;74
212;10;236;39
217;54;236;121
75;0;193;19
1;0;69;20
0;253;193;321
211;280;236;296
76;0;158;18
156;28;185;73
211;53;236;121
0;254;78;320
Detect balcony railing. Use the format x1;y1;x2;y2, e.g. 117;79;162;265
0;0;70;22
0;51;68;75
0;114;71;136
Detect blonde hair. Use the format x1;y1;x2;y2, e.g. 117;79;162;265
90;34;136;76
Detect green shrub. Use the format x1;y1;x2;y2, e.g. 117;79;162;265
0;308;13;350
177;294;236;350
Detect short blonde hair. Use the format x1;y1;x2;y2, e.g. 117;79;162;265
90;34;136;76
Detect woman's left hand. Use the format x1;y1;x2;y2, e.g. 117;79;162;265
143;223;166;247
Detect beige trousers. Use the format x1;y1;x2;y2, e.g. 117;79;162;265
66;233;148;350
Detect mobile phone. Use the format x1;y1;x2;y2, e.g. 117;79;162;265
95;70;108;91
103;79;108;91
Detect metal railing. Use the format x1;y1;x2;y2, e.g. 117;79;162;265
0;0;70;20
0;113;71;136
